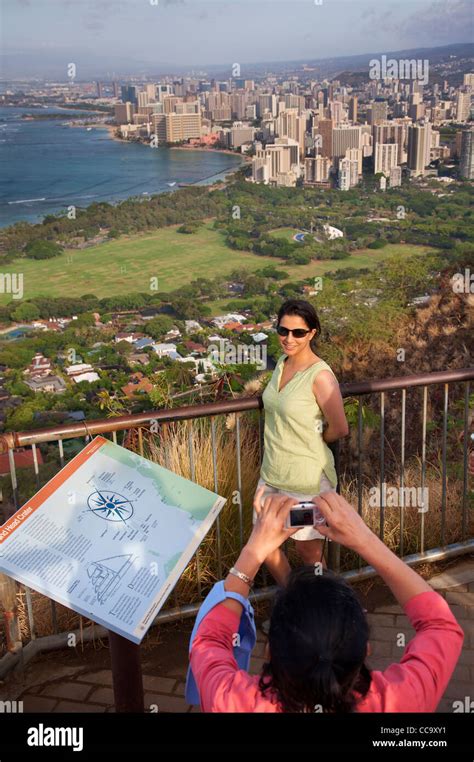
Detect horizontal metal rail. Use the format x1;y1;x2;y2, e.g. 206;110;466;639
0;367;471;451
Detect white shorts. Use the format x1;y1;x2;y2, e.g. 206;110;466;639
252;473;336;541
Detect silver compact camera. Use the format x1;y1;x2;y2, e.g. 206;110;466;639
285;501;326;528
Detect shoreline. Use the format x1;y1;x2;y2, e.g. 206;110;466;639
0;118;247;229
170;144;251;160
72;120;251;163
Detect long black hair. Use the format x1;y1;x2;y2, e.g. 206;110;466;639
259;567;372;713
277;299;321;356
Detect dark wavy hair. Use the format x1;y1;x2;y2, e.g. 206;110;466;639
259;567;372;713
277;299;322;355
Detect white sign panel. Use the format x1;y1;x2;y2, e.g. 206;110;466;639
0;436;226;643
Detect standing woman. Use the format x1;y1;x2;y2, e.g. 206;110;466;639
253;298;349;586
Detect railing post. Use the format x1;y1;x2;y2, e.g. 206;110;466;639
108;630;144;713
0;573;22;652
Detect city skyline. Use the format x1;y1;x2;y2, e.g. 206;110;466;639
2;0;473;78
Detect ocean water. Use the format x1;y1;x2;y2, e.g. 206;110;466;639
0;107;243;228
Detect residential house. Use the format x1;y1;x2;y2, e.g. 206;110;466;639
65;364;100;384
24;353;52;377
164;327;182;342
129;353;151;366
184;320;202;333
184;341;207;355
25;375;67;393
121;372;153;399
114;332;145;344
0;447;44;477
153;343;178;358
134;337;156;351
211;313;247;329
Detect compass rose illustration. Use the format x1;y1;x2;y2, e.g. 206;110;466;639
87;489;135;522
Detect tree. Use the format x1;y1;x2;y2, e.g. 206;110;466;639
24;240;63;259
144;315;174;339
73;312;96;327
11;302;40;322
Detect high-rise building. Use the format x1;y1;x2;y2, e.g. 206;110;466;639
157;84;173;101
360;129;373;157
407;123;432;176
229;122;255;149
374;142;399;175
151;113;167;143
454;130;464;158
456;90;472;122
257;94;278;118
284;94;305;111
174;101;200;114
114;102;135;124
329;101;344;125
304;155;332;184
206;91;231;121
276;109;306;158
349;96;358;123
345;147;363;176
338;157;357;190
165;112;202;142
368;100;388;125
332;125;362;158
245;104;257;121
231;93;248;120
121;85;138;105
463;73;474;88
374;122;405;164
408;103;425;121
252;137;300;185
389;166;402;187
138;91;149;109
96;81;103;98
460;127;474;179
315;119;333;158
163;96;182;114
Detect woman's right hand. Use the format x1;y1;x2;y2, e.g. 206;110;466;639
311;491;375;554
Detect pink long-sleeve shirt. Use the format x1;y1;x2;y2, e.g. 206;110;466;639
190;590;464;712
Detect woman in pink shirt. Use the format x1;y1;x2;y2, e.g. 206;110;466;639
190;489;464;713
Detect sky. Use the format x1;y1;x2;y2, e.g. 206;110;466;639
1;0;473;78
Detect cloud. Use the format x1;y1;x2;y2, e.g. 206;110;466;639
393;0;473;46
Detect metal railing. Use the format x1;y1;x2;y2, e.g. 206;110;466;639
0;366;472;709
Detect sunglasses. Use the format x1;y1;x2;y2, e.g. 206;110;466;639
276;325;313;338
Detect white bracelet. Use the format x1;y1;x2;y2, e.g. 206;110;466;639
228;566;254;587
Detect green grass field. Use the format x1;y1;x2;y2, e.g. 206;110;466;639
0;222;436;305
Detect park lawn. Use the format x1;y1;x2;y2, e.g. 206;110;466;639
269;227;302;242
0;221;437;305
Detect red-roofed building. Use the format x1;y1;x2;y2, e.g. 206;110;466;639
235;323;259;333
23;353;52;377
0;447;44;477
222;321;243;331
184;341;207;354
121;372;153;399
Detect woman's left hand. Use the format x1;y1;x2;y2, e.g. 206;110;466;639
246;486;300;562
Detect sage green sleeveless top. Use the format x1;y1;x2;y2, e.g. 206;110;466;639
260;354;338;494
